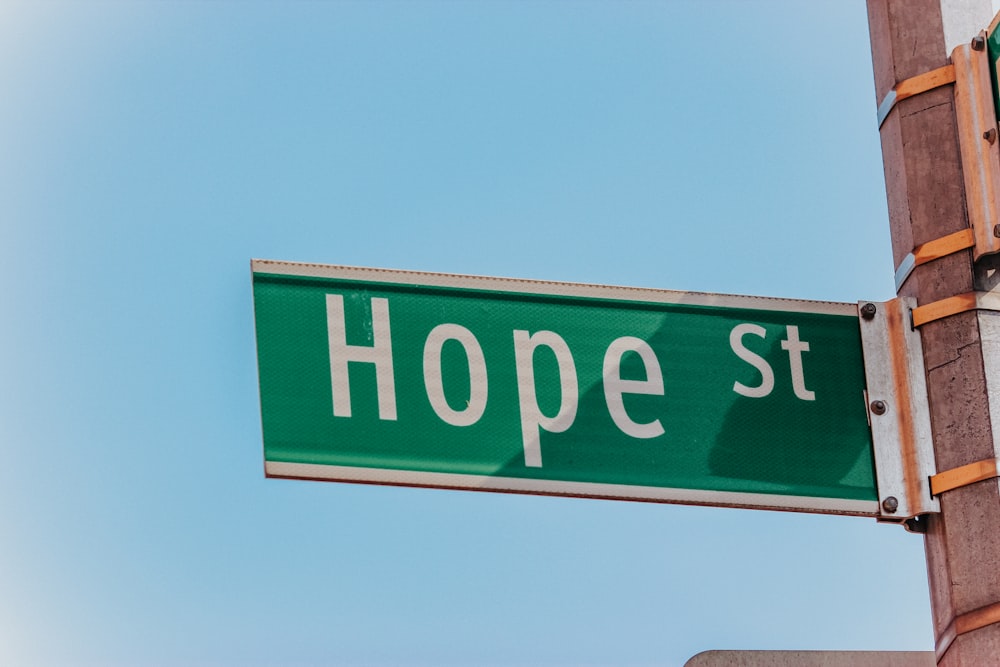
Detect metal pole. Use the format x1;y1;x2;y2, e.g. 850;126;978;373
867;0;1000;663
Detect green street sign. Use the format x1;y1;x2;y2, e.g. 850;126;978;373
252;260;879;516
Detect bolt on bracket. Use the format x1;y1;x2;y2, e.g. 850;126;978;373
857;298;939;524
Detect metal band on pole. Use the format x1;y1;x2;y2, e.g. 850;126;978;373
910;291;1000;328
936;600;1000;662
894;228;976;290
911;292;980;327
930;457;1000;496
877;64;957;128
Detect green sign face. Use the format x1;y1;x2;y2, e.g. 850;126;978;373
252;260;878;515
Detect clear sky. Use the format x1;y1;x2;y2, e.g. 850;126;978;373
0;1;957;665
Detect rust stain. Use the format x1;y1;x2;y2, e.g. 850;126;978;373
886;303;922;513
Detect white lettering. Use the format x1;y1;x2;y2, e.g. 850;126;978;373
730;323;775;398
781;325;816;401
602;337;665;439
326;294;397;420
513;330;578;468
423;324;488;426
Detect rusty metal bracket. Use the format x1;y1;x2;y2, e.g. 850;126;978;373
953;35;1000;260
877;63;956;128
911;290;1000;327
894;229;975;290
930;456;1000;496
858;298;939;524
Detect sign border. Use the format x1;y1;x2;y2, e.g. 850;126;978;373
252;259;859;316
265;461;878;516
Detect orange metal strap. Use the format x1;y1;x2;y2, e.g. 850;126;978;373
911;292;979;327
929;457;1000;496
912;229;975;265
936;600;1000;662
895;229;975;290
878;64;957;128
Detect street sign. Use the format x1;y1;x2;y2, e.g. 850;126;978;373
252;259;879;516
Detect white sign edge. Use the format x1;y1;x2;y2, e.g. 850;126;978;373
251;259;858;317
265;461;879;517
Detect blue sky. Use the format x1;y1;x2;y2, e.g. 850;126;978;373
0;1;947;665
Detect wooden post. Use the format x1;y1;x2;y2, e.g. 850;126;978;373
867;0;1000;663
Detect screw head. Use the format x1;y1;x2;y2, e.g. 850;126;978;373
870;400;887;415
973;35;987;51
882;496;899;514
860;303;877;320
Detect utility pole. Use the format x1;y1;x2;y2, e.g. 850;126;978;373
867;0;1000;663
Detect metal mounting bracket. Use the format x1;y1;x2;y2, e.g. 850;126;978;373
858;298;939;524
953;36;1000;261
